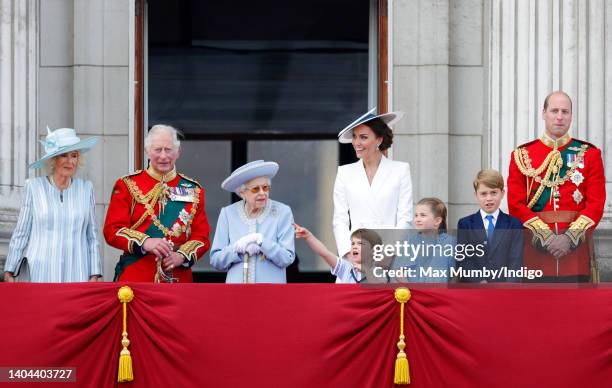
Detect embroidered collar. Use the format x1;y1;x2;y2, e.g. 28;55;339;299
539;132;571;149
146;166;177;182
238;200;272;229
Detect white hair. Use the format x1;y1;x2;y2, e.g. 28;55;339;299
144;124;181;151
236;177;272;196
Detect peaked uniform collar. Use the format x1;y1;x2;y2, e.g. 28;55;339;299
539;132;571;149
146;166;177;182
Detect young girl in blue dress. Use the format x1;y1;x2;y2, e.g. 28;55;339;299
391;197;455;283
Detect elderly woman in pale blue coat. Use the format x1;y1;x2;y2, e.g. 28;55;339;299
211;160;295;283
3;127;102;282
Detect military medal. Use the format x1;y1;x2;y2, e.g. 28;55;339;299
169;187;195;202
573;189;583;204
571;171;584;186
179;208;191;224
172;223;182;235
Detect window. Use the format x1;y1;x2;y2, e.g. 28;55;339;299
146;0;379;280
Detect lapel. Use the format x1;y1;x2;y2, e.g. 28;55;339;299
488;211;509;254
354;157;391;220
370;156;392;193
469;212;488;242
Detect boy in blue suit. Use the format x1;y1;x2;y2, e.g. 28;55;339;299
456;170;524;282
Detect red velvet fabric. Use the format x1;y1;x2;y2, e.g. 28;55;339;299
1;283;612;387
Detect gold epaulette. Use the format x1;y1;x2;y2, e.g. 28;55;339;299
178;172;202;188
515;139;539;149
120;170;143;180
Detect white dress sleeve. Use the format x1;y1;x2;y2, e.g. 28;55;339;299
4;180;34;274
395;162;413;228
332;167;351;258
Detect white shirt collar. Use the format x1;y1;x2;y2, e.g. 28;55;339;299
479;208;500;225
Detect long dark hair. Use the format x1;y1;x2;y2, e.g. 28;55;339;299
363;118;393;151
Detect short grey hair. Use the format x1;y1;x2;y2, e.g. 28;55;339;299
144;124;181;151
236;177;272;196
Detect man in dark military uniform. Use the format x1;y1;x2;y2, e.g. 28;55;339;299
104;125;210;282
507;91;606;282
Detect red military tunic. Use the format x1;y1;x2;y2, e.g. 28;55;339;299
104;167;210;282
507;133;606;277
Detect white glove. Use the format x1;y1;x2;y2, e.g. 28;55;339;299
234;235;250;254
248;233;263;245
234;233;263;254
245;242;262;256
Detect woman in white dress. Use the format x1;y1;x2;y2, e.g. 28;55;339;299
333;108;413;266
3;127;102;282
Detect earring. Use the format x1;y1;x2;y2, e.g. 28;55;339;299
377;143;381;150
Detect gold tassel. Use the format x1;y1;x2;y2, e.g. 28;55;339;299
394;287;412;385
117;286;135;383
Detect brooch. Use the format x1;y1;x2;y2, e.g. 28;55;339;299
171;223;182;235
570;171;584;186
572;189;583;204
179;208;192;224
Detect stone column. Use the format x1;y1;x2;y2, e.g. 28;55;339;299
391;0;488;227
392;0;451;206
0;0;37;270
69;0;131;281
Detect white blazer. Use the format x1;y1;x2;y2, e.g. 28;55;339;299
333;156;413;257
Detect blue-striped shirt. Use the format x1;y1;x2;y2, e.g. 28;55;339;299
4;177;102;282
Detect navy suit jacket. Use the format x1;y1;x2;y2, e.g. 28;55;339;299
456;210;524;282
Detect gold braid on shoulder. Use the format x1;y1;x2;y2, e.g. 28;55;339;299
513;144;588;209
122;177;200;238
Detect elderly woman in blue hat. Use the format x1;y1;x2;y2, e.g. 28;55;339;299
333;108;413;279
3;127;102;282
210;160;295;283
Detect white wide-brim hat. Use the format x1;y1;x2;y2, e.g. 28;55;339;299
337;107;404;143
29;127;100;169
221;160;279;193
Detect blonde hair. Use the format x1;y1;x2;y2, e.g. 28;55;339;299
45;151;83;174
416;197;448;232
473;169;504;191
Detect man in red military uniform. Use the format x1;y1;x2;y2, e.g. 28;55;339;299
508;91;606;282
104;124;210;282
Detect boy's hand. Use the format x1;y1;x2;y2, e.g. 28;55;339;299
293;223;312;239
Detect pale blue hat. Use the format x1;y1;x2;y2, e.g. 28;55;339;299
29;127;100;169
221;160;279;193
337;107;404;143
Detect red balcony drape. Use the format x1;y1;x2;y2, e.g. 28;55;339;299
1;283;611;387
